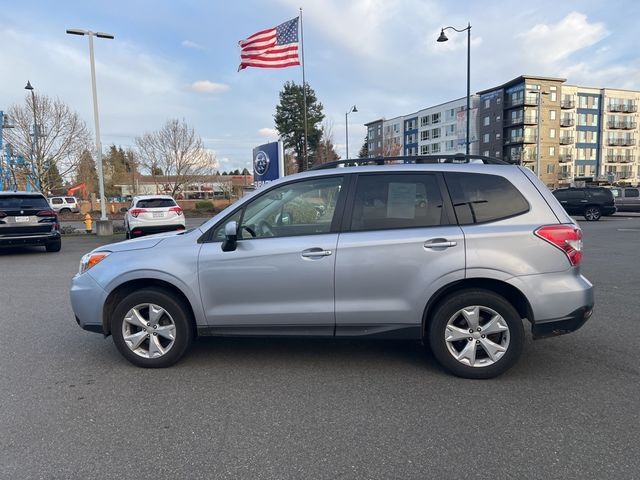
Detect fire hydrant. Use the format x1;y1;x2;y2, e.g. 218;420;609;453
84;213;93;233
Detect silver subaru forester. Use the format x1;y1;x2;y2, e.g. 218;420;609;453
70;156;593;379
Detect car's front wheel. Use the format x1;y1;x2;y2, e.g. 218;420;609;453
584;206;601;221
111;288;194;368
428;289;524;379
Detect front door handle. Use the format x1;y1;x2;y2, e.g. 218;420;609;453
301;248;333;258
424;239;457;249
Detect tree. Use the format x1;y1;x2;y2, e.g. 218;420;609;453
4;93;91;193
74;150;98;198
44;160;64;194
274;81;325;172
231;169;240;175
135;119;216;197
358;135;369;158
241;167;250;175
103;145;138;196
315;120;340;165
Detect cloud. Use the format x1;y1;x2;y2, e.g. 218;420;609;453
258;128;278;137
517;12;608;64
181;40;204;50
190;80;230;93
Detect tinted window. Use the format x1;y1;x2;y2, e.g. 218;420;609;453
136;198;176;208
0;195;49;209
587;189;612;200
239;176;344;239
350;174;444;231
51;198;64;204
624;188;639;198
566;190;587;200
610;188;622;198
65;197;76;203
445;173;529;224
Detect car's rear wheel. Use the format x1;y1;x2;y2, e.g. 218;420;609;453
60;208;71;214
428;289;524;379
584;206;601;221
45;240;61;252
111;288;193;368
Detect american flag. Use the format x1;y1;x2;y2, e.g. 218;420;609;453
238;17;300;71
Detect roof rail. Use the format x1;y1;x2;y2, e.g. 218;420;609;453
309;154;510;171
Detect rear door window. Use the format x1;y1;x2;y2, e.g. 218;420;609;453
136;198;177;208
65;197;76;203
444;172;529;224
624;188;639;198
51;198;64;205
350;174;446;231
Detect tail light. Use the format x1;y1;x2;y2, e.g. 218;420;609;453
535;225;583;266
36;210;57;217
169;206;183;216
130;208;147;217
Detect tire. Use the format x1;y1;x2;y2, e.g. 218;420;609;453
60;208;71;214
45;240;62;252
110;288;194;368
125;229;131;239
584;206;601;221
428;289;524;379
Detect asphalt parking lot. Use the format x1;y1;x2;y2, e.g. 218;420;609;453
1;215;639;479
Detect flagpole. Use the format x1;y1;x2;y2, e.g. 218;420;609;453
299;7;309;170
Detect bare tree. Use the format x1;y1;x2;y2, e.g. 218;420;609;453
135;119;216;197
314;120;340;166
4;93;91;193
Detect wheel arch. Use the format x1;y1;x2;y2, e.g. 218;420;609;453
102;279;197;337
421;278;534;338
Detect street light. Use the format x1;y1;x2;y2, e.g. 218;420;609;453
345;105;357;159
527;89;549;179
24;81;38;170
437;23;472;156
66;28;114;224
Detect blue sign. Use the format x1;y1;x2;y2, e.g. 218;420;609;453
253;141;284;188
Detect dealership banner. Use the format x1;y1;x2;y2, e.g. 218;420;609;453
253;141;284;187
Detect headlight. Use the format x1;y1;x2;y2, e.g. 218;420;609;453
79;251;111;274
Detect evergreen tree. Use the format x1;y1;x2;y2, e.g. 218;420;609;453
74;150;98;198
274;81;325;172
241;167;250;175
358;135;369;158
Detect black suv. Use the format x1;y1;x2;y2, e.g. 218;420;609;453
0;192;62;252
552;187;616;221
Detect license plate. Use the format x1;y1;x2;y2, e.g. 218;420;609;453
15;216;30;223
152;212;164;218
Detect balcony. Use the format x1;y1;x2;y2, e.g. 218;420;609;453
559;136;574;145
607;155;636;163
523;114;538;124
559;154;573;163
505;97;524;108
607;138;636;146
561;99;575;109
558;172;572;180
609;103;638;113
524;95;539;106
505;116;523;126
504;136;523;145
608;121;637;130
560;117;575;127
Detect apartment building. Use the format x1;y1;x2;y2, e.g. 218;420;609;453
365;119;383;157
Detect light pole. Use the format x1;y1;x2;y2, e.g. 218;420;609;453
437;23;471;156
345;105;357;159
527;89;548;179
24;81;38;171
66;28;114;226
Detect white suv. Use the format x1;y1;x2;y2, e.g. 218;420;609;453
48;196;80;214
124;195;185;238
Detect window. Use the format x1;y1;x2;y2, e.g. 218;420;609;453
547;164;555;174
483;150;490;156
431;113;441;124
483;133;490;143
421;116;430;127
51;198;64;205
137;198;177;208
549;146;556;156
236;177;344;239
420;144;429;155
495;151;501;157
431;143;441;153
625;188;640;198
350;174;445;231
432;128;440;139
444;173;530;224
550;110;557;120
420;130;430;141
483;116;490;126
495;133;501;140
549;128;556;139
484;98;491;109
446;140;455;151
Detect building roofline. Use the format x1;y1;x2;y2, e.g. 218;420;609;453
477;74;567;95
364;119;384;126
564;84;640;94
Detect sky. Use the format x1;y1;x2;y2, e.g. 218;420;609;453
1;0;640;173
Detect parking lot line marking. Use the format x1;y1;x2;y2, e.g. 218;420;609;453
616;228;640;232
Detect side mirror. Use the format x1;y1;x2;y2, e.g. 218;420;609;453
120;207;128;213
221;221;238;252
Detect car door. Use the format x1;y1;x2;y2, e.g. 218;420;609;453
557;189;586;215
334;173;465;337
197;175;346;335
623;188;640;211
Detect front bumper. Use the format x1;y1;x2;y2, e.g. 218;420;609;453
70;272;107;334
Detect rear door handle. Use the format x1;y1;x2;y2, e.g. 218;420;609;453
424;240;457;249
301;248;333;258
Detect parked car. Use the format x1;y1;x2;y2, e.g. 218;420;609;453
0;191;61;252
609;187;640;212
123;195;186;239
552;187;616;221
70;155;594;379
48;196;80;214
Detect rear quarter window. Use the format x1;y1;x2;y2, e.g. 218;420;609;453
444;172;529;224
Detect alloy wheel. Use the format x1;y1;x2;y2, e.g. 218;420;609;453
121;303;176;358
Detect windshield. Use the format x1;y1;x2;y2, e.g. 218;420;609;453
0;195;49;210
136;198;177;208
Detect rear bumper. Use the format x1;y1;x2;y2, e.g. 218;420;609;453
0;231;60;247
602;206;617;215
531;304;594;339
